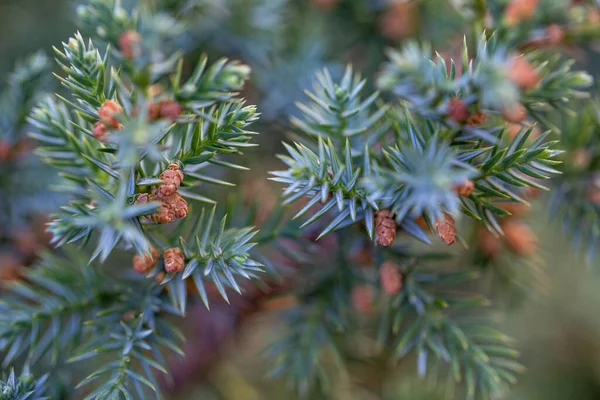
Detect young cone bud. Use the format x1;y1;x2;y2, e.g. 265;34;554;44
454;179;474;197
98;100;123;129
171;193;189;219
502;219;537;256
133;247;160;274
447;98;469;123
374;210;396;246
93;122;109;141
436;214;457;245
466;112;487;126
504;0;539;26
159;100;183;121
164;248;185;273
478;227;503;259
119;30;142;60
152;204;175;224
503;104;527;123
351;285;374;315
507;57;540;90
379;261;403;295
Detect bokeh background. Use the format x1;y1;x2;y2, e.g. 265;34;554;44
2;0;600;399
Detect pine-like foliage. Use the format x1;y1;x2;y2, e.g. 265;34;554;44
0;365;48;400
2;0;600;399
267;3;595;400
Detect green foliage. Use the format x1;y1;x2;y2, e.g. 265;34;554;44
0;365;48;400
380;269;522;400
3;0;600;399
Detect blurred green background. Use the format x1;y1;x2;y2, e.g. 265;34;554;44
3;1;600;399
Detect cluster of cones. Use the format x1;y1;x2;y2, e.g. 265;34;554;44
133;246;185;275
93;98;182;142
136;164;188;225
374;179;475;248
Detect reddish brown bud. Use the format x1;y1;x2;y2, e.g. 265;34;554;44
171;194;188;219
135;193;151;204
504;0;539;26
164;247;185;273
152;204;175;224
435;214;457;245
374;210;396;246
160;168;184;188
351;285;374;315
503;104;527;124
0;140;11;162
148;102;162;121
98;100;123;129
454;179;474;197
133;247;160;274
93;121;109;141
447;98;469;123
507;57;540;90
379;261;403;295
159;100;183;121
502;219;537;256
546;24;565;45
118;30;142;60
378;2;417;40
478;227;503;259
466;112;487;127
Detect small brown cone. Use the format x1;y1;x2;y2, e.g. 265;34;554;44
447;98;469;123
379;1;417;40
374;210;396;246
435;214;457;245
159;100;183;121
119;30;142;60
503;104;527;123
351;285;374;316
170;193;189;220
504;0;539;26
454;180;474;197
507;57;540;90
148;102;162;121
379;261;403;295
546;24;565;45
133;247;160;274
164;248;185;273
152;203;175;224
93;122;109;141
478;227;503;259
502;219;537;256
466;112;487;127
98;100;123;129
